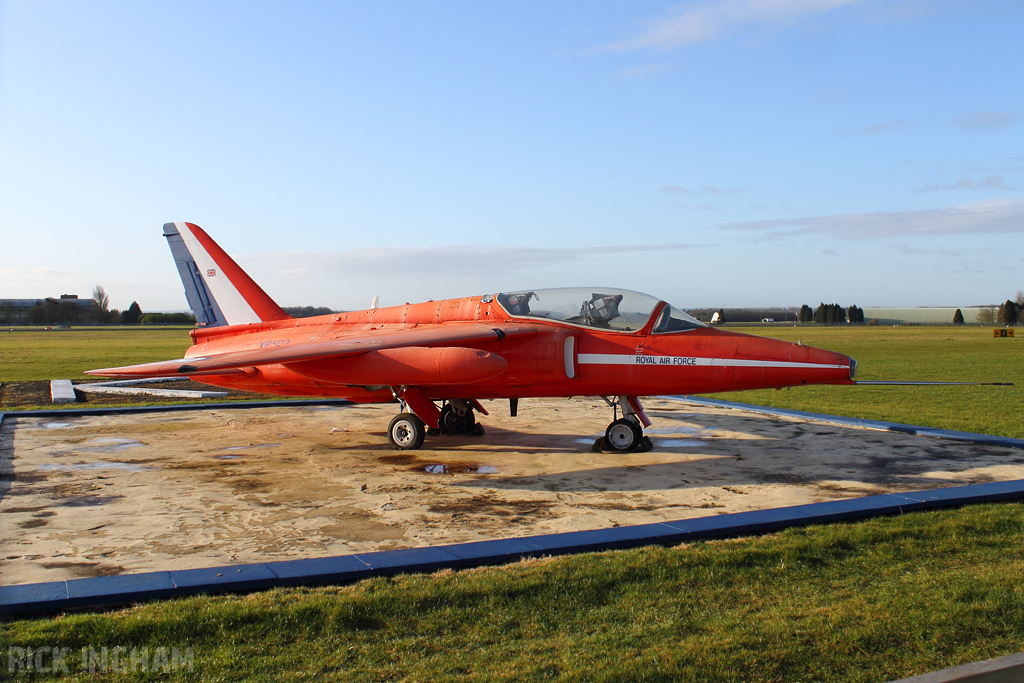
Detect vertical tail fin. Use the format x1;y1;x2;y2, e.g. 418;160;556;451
162;222;290;327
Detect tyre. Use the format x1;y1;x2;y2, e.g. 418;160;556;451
440;404;475;435
388;414;426;450
605;418;641;452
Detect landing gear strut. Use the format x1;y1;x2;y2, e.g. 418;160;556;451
594;395;653;453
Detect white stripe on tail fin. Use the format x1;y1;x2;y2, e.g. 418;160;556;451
162;222;290;327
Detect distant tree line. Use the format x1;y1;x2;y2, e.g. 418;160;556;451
87;286;196;325
139;312;196;325
282;306;336;318
84;285;335;325
981;292;1023;326
796;303;864;325
27;298;85;326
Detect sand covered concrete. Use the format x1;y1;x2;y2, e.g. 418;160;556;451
3;398;1024;585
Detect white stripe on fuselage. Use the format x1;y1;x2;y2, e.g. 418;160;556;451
577;353;848;370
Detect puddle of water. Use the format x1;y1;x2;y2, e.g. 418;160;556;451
477;465;499;474
212;454;244;460
425;464;447;474
658;439;707;448
37;462;150;472
49;438;146;455
646;425;713;436
42;422;72;430
221;443;282;451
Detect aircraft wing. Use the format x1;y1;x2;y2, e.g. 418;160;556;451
87;323;544;379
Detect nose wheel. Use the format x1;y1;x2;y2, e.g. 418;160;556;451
594;396;654;453
388;413;426;450
605;418;643;451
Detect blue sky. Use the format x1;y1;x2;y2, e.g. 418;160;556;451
1;0;1021;312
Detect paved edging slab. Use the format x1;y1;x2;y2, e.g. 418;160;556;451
673;396;1024;450
4;479;1024;616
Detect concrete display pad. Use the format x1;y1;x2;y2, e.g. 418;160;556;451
3;397;1024;587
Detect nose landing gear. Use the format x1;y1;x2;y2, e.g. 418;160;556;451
594;395;653;453
387;413;426;450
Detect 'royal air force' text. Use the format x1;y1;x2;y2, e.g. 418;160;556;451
634;356;697;365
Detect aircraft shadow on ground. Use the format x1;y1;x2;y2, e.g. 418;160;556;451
413;417;1024;495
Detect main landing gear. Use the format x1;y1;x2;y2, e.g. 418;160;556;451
439;399;485;437
594;395;653;453
387;396;485;450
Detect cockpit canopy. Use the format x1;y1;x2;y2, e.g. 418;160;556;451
491;287;705;333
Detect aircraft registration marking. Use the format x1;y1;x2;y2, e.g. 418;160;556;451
259;339;291;349
577;354;848;370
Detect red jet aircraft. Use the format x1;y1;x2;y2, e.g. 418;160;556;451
88;222;857;451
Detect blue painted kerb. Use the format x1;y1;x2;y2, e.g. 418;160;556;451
4;479;1024;617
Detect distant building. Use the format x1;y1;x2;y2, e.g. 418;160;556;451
861;307;987;325
0;295;98;326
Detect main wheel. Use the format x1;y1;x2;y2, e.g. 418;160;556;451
388;414;426;450
440;404;475;435
605;418;642;452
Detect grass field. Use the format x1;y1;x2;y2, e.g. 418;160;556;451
2;323;1023;681
0;326;192;382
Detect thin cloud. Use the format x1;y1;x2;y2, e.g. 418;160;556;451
612;62;682;80
955;110;1020;131
894;243;961;257
243;243;706;279
660;184;746;195
894;243;925;254
604;0;862;52
718;198;1024;240
0;267;75;278
839;120;912;136
917;175;1012;192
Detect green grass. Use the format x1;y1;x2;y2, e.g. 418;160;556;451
4;504;1024;681
0;327;193;381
